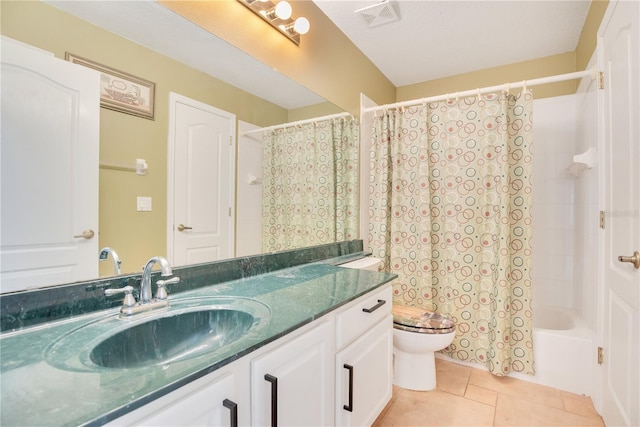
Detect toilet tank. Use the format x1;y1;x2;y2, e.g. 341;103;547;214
338;257;382;271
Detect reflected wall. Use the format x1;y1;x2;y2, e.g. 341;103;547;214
0;1;314;277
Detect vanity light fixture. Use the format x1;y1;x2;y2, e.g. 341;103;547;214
237;0;310;45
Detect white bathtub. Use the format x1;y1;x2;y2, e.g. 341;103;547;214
518;305;593;395
436;305;593;395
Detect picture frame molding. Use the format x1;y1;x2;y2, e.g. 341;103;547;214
65;52;155;120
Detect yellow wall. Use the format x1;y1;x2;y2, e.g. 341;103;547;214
159;0;397;113
397;52;578;101
1;0;291;275
576;0;610;70
288;102;344;122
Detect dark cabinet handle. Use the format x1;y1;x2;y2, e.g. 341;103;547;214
343;364;354;412
265;374;278;426
362;299;386;313
222;399;237;427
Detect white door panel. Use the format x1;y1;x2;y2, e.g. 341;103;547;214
599;1;640;425
168;93;235;266
0;37;99;292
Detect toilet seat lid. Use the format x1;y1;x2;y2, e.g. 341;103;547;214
392;305;456;333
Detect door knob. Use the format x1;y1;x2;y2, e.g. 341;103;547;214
73;229;95;239
618;251;640;269
177;224;193;232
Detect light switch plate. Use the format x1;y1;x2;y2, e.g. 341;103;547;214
137;196;152;212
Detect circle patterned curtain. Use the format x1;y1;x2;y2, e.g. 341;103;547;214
262;118;359;252
369;91;534;375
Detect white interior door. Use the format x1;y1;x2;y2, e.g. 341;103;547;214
599;1;640;425
168;93;235;266
0;37;100;292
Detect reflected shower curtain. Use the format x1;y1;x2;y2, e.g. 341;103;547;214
369;92;534;375
262;117;359;252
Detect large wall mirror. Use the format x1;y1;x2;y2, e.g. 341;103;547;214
0;1;359;290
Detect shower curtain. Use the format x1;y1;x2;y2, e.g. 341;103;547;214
262;117;359;252
369;91;534;375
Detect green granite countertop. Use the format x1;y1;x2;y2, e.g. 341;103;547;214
0;261;395;426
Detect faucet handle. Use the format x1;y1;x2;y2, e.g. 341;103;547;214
105;286;136;308
155;276;180;300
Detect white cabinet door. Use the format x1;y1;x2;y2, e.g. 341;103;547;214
251;321;334;427
336;315;393;427
109;362;249;427
0;37;100;292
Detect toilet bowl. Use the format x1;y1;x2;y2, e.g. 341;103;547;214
337;256;456;391
392;305;456;391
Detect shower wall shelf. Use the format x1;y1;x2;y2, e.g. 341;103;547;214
247;173;262;185
565;148;596;177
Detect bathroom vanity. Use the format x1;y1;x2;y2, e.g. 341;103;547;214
112;284;392;427
0;244;396;426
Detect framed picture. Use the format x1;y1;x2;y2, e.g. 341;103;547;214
65;53;155;120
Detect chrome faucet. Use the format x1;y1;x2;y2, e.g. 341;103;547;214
140;256;178;303
99;247;122;275
105;256;180;318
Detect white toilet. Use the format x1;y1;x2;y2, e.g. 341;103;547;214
392;305;456;391
338;256;456;391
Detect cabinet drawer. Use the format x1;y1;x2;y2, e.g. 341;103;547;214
336;285;392;349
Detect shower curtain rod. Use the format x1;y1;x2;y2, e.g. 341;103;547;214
362;68;597;114
242;111;353;136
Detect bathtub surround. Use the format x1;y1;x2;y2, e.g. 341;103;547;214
531;95;578;309
513;88;597;396
262;116;359;252
0;240;364;332
368;91;534;376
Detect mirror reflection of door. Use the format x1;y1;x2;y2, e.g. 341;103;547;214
167;93;235;266
0;37;99;293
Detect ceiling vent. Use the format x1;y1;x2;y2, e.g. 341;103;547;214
355;0;399;28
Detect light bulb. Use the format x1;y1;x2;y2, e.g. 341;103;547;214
293;17;310;34
274;1;292;20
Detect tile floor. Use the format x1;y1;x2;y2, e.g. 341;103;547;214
374;358;605;426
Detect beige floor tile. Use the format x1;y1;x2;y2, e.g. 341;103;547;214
373;387;403;426
562;394;603;420
435;359;472;396
465;384;498;407
378;389;495;426
469;368;565;410
494;393;604;426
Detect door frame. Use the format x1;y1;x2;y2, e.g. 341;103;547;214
166;92;236;264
